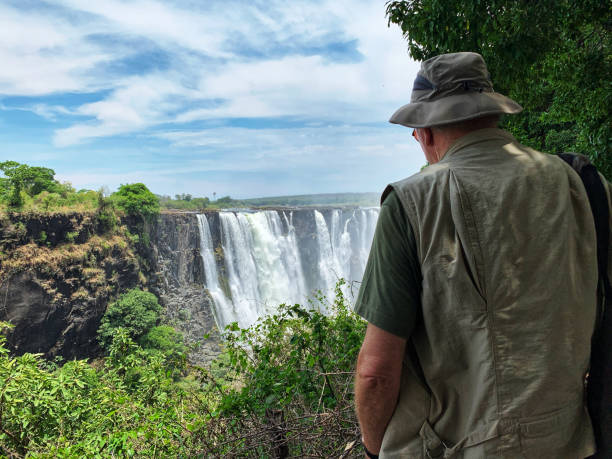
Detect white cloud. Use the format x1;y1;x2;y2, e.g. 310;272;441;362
0;4;114;95
0;0;419;145
2;0;424;196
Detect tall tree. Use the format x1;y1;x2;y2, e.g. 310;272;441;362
386;0;611;178
0;161;60;207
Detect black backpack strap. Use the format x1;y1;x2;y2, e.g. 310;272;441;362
558;153;611;457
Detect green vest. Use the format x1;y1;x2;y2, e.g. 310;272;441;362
382;129;599;458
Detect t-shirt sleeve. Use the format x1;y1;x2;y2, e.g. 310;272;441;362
354;188;422;339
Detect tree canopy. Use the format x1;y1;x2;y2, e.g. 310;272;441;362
386;0;611;178
0;161;62;207
97;289;163;349
111;183;160;217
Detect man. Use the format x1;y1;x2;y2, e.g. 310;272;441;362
354;52;609;458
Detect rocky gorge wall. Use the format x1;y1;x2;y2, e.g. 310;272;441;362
0;211;223;363
146;212;220;364
0;212;142;360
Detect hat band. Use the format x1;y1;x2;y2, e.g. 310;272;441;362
413;75;434;90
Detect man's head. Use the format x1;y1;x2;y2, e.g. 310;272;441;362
390;52;522;163
413;114;501;164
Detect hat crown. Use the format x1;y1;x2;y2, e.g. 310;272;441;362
411;52;493;103
390;51;522;128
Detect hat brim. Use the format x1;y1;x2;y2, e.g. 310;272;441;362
389;92;523;128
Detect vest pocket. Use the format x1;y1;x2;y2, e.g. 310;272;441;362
518;399;591;458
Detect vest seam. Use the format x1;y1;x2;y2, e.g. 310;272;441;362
392;184;422;263
450;170;503;422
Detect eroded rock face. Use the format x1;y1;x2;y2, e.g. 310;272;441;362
0;271;109;359
0;211;222;364
147;213;220;365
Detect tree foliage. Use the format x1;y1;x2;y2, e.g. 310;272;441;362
0;161;62;208
0;323;201;457
111;183;160;217
0;161;103;212
0;282;367;457
97;289;162;349
201;280;366;456
386;0;611;178
158;194;210;210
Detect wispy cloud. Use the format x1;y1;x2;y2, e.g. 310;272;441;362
0;0;421;197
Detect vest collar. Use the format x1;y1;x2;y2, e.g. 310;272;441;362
440;128;517;162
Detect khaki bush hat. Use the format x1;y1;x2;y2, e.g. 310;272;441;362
389;52;523;128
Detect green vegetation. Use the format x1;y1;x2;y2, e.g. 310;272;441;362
110;183;160;218
159;192;380;210
0;283;365;457
97;289;187;379
243;192;379;207
0;161;59;207
159;194;245;210
206;282;364;456
158;193;210;210
0;161;100;212
97;289;163;349
386;0;611;179
0;162;163;217
2;161;378;215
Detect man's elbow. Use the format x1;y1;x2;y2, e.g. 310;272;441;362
356;352;400;392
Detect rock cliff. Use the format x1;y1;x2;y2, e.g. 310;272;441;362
0;212;141;360
147;212;220;364
0;211;220;363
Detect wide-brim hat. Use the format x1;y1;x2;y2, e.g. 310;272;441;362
390;52;523;128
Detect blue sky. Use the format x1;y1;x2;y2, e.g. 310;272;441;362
0;0;423;199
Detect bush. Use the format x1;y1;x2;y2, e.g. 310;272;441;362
0;281;366;457
0;322;207;457
200;280;366;457
98;289;162;349
111;183;159;218
139;325;187;377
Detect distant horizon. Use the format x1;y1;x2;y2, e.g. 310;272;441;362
0;1;426;198
156;190;379;201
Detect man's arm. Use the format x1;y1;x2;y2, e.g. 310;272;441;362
355;323;407;455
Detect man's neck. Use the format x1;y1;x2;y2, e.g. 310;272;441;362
434;126;500;160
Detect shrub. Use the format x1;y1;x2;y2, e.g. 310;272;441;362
0;322;206;457
111;183;159;218
200;280;366;457
139;325;187;377
97;289;162;349
0;282;366;457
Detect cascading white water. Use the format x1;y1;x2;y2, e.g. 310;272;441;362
196;207;379;330
196;214;236;327
314;210;339;306
248;211;307;315
218;212;261;328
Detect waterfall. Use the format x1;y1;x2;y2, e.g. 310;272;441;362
196;207;379;330
196;214;236;328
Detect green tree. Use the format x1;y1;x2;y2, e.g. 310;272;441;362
98;289;162;349
111;183;160;217
0;161;61;207
386;0;611;178
139;325;187;376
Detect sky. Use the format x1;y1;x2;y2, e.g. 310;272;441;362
0;0;424;199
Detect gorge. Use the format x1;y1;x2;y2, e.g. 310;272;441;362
0;206;379;363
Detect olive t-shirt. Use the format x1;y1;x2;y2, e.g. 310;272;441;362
354;189;422;339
